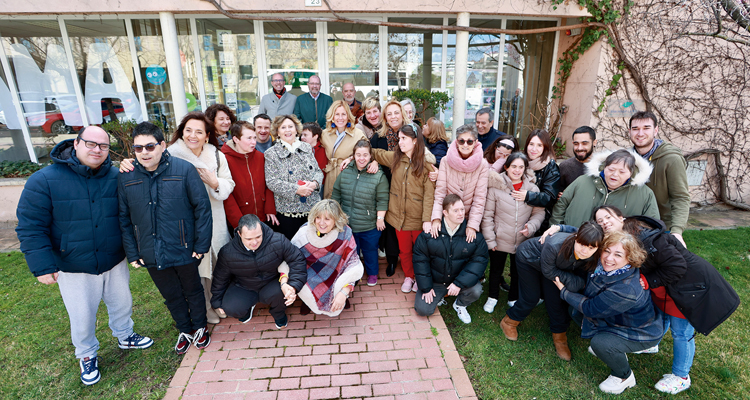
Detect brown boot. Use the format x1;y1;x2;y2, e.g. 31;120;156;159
500;315;521;341
552;332;572;361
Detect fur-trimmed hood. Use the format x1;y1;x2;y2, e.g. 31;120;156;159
488;168;537;191
167;138;219;171
585;149;653;187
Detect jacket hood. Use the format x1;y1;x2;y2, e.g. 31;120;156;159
488;168;536;191
585;149;653;187
50;138;113;177
627;215;666;250
168;138;219;170
444;139;485;172
649;142;684;161
222;140;262;161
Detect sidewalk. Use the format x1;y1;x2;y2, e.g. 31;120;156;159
165;261;477;400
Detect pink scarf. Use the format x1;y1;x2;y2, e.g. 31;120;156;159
445;140;484;173
528;156;551;172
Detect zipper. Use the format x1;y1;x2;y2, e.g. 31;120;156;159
400;160;412;230
246;154;259;216
134;225;141;253
350;169;361;218
514;195;520;249
179;220;187;248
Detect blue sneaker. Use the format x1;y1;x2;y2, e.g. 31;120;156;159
79;356;101;386
118;332;154;349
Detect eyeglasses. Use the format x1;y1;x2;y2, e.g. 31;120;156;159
132;143;159;153
271;79;285;83
77;136;110;151
457;138;476;146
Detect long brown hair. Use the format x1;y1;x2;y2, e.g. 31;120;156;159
169;112;218;147
424;117;449;144
558;220;604;271
524;129;554;161
485;134;519;163
391;125;427;178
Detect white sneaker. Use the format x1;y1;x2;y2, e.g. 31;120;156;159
401;277;415;293
634;344;659;354
655;374;691;394
483;297;498;313
536;298;544;306
588;346;597;357
437;299;447;306
599;371;636;394
378;249;386;258
453;301;472;324
507;300;517;307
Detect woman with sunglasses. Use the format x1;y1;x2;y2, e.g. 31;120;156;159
120;112;236;325
429;124;488;245
516;129;562;236
484;134;519;172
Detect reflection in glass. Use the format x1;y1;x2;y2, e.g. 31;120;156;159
263;21;318;97
326;22;379;102
465;19;504;127
195;19;258;121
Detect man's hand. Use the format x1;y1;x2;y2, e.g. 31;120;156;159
421;289;436;305
192;252;202;259
37;272;59;285
447;283;461;297
331;291;348;312
130;259;145;268
281;283;297;306
671;232;687;249
465;227;476;243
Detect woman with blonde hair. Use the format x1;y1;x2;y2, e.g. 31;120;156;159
355;97;383;139
422;117;448;167
319;100;366;199
291;199;364;317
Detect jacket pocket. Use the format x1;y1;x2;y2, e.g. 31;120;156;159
675;282;708;299
124;179;144;187
133;225;141;253
59;233;68;256
179;220;187;248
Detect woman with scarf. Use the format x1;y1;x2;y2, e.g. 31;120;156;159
291;199;364;316
319;100;366;199
518;129;562;235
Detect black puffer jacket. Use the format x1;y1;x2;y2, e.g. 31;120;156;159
210;222;307;309
518;233;593;293
118;151;212;270
633;216;740;336
525;159;562;235
413;220;488;292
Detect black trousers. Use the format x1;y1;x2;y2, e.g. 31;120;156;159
275;213;308;241
380;222;400;265
488;251;517;301
220;281;288;323
506;256;570;334
147;261;207;333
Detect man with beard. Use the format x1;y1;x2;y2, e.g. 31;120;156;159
558;126;597;194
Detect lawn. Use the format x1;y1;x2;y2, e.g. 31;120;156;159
444;227;750;399
0;252;180;400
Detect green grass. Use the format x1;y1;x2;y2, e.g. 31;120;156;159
445;227;750;399
0;253;182;399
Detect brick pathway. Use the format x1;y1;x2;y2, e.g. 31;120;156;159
164;261;477;400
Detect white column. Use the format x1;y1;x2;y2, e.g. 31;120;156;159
124;18;149;120
58;18;90;127
379;19;388;103
493;19;507;130
452;12;470;138
317;21;330;94
0;34;37;162
190;18;208;111
546;19;562;130
255;21;268;99
159;12;188;122
440;17;448;122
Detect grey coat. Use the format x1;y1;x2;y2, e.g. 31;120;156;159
258;91;297;119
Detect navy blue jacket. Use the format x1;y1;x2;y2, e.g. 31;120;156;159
118;150;212;270
477;127;504;154
16;139;125;277
424;139;448;167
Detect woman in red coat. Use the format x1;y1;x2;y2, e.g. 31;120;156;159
222;121;278;229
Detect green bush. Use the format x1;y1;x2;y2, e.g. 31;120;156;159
392;89;450;126
0;160;49;178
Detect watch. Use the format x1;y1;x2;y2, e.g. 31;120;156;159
377;216;384;220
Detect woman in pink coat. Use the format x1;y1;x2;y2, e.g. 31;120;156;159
429;124;489;243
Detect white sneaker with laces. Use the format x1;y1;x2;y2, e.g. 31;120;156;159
655;374;691;394
599;371;636;394
378;249;386;258
483;297;498;313
507;300;517;307
634;344;659;354
401;277;415;293
453;301;472;324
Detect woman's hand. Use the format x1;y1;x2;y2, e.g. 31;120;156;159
197;168;219;190
267;214;280;226
340;157;353;171
367;160;379;174
510;189;527;202
119;158;135;173
430;219;441;238
520;224;530;237
538;224;561;244
376;219;385;231
422;221;432;234
466;227;476;243
331;291;348;312
429;169;438;182
296;182;314;197
553;276;565;291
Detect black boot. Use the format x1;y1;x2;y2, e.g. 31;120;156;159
386;258;397;277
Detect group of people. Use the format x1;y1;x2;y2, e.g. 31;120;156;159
15;72;739;396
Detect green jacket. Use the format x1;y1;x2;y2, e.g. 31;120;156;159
643;142;690;234
294;92;333;128
551;150;660;228
331;162;389;233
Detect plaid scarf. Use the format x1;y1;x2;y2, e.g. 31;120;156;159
299;226;358;311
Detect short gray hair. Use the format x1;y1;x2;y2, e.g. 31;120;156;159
455;124;478;140
476;107;494;122
238;214;262;232
400;98;416;113
604;149;637;174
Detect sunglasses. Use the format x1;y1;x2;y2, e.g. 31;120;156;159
78;136;110;151
132;143;159;153
457;138;476;146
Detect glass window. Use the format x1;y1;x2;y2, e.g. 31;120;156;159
465;19;504;127
0;20;70;161
195;18;258;121
503;20;557;141
326;22;379;102
263;21;318;97
387;18;444;124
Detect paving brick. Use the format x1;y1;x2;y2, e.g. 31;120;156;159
341;362;370;373
163;387;184;400
424;357;446;368
275;356;304;368
404;380;433;393
181;394;213;400
373;382;404;396
390;369;421;382
260;330;288;339
366;341;395;352
368;360;399;372
395;393;428;400
339;326;366;335
227;349;257;360
200;350;230;361
170;366;194;387
331;334;358;344
277;337;305;347
237;379;270;392
359;351;388;362
450;368;476;397
205;381;239;394
331;373;361;386
181;347;202;367
235;332;263;341
331;353;358;364
276;389;309;400
287;329;315;338
341;384;373;398
393;339;421;350
189;371;223;383
252;368;281;379
282;366;311;378
312;344;340;355
415;347;443;359
386;349;415;360
313;327;340;336
419;338;438;349
443;351;463;369
431;379;454;391
183;382;207;396
388;331;411;340
256;347;286;358
302;354;331;365
215;359;246;370
211;393;246;400
426;391;459;400
386;308;410;316
194;360;217;372
211;332;237;342
309;387;340;399
330;318;357;327
304;336;331;345
311;364;340;375
221;340;254;350
408;330;434;339
396;358;427;370
285;346;314;356
340;343;368;353
361;372;391;385
419;367;451;380
362;309;389;318
220;369;253;380
301;375;332;388
269;377;301;390
306;320;331;329
355;317;383;327
251;339;279;348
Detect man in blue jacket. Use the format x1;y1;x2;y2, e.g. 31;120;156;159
16;126;153;386
118;122;213;355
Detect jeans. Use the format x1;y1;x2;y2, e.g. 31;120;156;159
590;333;661;379
661;314;696;378
488;251;517;301
147;260;207;333
354;228;382;276
394;229;422;279
414;281;483;316
57;259;134;359
219;281;288;324
506;256;570;333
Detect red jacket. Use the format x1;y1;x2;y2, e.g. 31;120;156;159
312;141;328;188
222;142;276;228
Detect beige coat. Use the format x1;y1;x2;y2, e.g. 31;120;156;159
481;169;544;253
319;126;366;199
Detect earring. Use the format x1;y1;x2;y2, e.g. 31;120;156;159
331;123;336;128
346;122;351;128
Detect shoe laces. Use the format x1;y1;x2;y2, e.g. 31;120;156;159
660;374;687;386
124;332;144;344
81;356;99;373
194;327;206;342
178;332;193;344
